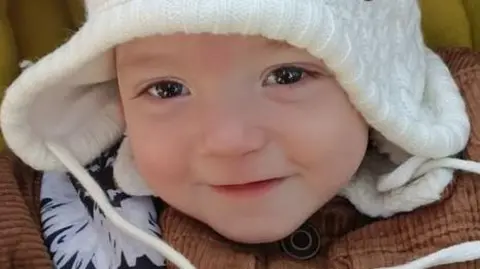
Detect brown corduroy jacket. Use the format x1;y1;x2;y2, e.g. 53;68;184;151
1;48;480;269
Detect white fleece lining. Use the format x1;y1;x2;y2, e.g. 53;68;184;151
25;80;124;170
113;137;153;196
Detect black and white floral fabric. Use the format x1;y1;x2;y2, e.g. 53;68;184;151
40;141;166;269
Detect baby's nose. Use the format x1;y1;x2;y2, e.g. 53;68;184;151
198;103;266;157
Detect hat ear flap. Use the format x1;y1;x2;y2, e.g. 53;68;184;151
113;137;153;196
370;130;411;165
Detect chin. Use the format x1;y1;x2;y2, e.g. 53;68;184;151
217;226;294;244
206;217;303;244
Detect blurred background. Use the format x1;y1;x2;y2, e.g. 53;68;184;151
0;0;479;149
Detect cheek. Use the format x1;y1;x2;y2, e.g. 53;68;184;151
122;106;193;192
277;83;368;187
317;111;368;183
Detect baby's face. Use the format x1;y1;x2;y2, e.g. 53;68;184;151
116;34;368;243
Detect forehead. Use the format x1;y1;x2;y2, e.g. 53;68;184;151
115;34;295;64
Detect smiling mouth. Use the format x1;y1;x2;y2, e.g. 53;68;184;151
210;177;286;197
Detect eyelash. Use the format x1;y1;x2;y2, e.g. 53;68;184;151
143;80;189;99
262;66;320;87
140;66;322;100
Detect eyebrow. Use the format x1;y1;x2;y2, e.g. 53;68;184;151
265;39;294;50
117;38;295;68
116;49;175;70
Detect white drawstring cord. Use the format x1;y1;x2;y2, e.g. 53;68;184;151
377;156;428;191
377;157;480;192
375;156;480;269
377;241;480;269
414;158;480;178
46;143;196;269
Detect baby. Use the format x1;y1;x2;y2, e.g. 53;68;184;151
1;0;480;268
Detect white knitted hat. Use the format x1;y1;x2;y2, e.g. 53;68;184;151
0;0;471;170
2;0;480;268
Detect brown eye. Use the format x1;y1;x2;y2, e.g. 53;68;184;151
264;66;306;86
146;80;190;99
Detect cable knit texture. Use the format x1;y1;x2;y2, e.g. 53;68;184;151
0;48;478;269
0;0;470;173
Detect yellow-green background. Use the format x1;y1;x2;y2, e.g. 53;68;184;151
0;0;479;149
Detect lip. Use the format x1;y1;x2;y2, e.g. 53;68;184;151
210;177;286;197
